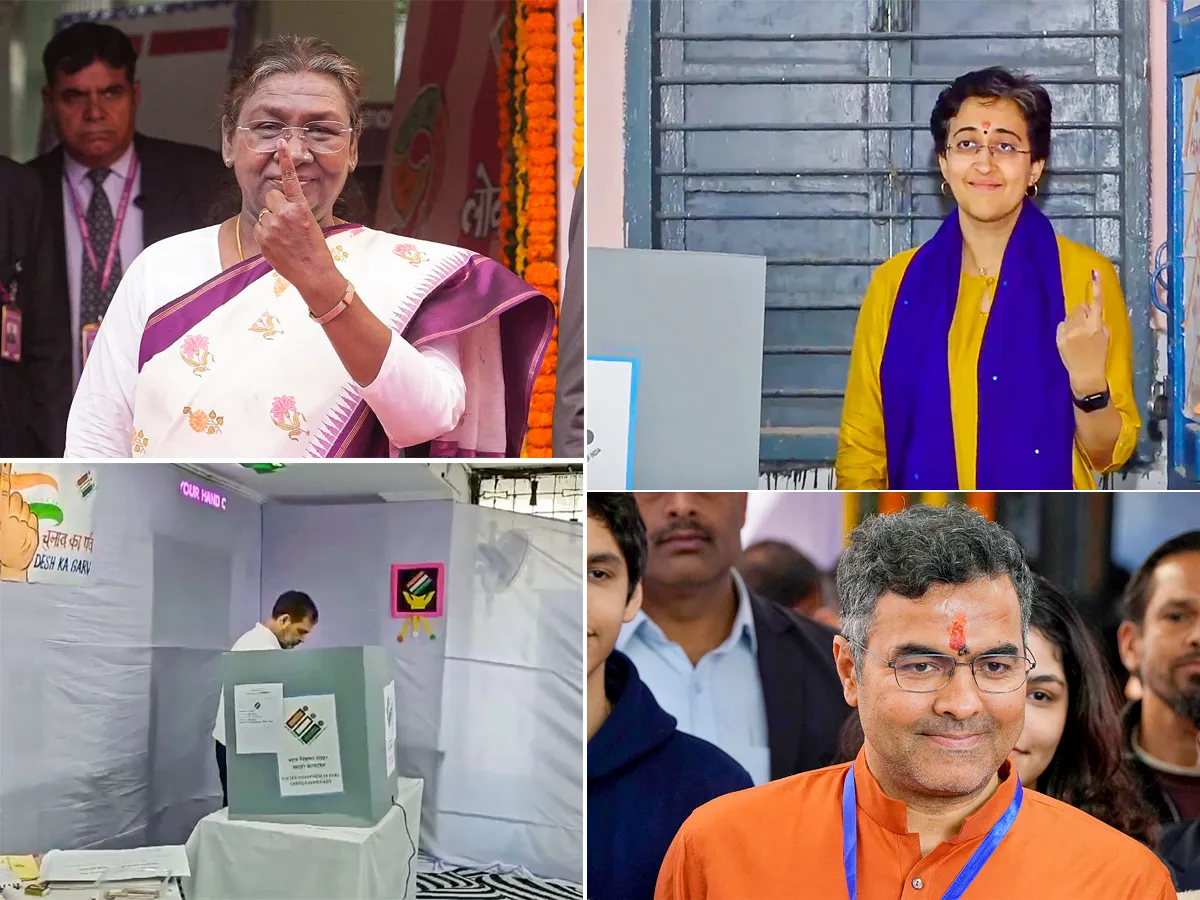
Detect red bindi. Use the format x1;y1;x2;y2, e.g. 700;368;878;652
948;611;968;655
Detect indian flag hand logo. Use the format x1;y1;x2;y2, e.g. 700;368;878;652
402;570;436;611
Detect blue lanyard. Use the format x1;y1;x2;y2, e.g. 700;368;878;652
841;763;1023;900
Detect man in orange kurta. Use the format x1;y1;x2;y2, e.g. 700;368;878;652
656;505;1175;900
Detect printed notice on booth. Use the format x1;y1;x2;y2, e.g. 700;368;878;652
278;693;344;797
234;683;283;754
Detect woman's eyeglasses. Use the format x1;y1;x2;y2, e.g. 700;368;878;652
237;120;352;154
948;139;1032;161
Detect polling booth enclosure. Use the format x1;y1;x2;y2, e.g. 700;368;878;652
0;462;583;899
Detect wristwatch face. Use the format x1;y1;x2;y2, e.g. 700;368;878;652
1074;390;1110;412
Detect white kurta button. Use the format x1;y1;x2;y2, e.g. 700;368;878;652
912;877;924;889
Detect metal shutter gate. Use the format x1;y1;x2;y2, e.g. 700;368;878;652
628;0;1152;486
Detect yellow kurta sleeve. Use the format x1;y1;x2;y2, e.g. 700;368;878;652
1059;241;1140;477
835;251;914;488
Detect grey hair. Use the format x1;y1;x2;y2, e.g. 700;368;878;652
220;35;365;138
837;504;1034;671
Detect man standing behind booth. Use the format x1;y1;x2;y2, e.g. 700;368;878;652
214;592;319;806
29;20;231;445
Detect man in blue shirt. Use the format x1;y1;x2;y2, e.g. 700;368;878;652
621;493;850;783
588;493;751;900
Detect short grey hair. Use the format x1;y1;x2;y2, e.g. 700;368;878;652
837;505;1034;670
221;35;365;138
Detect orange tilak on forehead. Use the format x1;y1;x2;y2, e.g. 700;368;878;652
948;611;969;656
981;120;991;133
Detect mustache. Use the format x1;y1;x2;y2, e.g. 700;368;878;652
651;517;715;545
916;717;997;737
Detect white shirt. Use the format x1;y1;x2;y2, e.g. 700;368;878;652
64;224;467;457
62;143;144;385
616;570;771;784
213;622;282;745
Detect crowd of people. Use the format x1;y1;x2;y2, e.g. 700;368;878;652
0;21;584;460
587;492;1200;898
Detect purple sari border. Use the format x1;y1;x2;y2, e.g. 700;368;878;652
330;401;374;458
403;254;556;456
137;223;362;373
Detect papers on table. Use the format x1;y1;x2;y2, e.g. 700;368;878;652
39;846;190;882
234;682;283;754
0;857;39;881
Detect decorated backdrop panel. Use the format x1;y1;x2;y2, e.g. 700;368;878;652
0;464;97;585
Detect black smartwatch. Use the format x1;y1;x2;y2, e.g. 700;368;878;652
1072;389;1111;413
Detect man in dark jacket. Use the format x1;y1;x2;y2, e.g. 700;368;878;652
588;493;751;900
620;492;851;784
0;156;64;457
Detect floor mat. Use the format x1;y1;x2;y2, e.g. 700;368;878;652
417;867;583;899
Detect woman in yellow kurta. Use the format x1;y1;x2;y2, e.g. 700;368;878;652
836;67;1139;490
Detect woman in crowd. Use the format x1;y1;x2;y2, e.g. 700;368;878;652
838;574;1159;849
66;35;554;458
836;66;1138;489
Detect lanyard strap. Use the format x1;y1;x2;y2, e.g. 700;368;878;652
67;155;138;296
841;763;1023;900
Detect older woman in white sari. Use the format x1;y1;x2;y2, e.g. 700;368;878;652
65;35;554;458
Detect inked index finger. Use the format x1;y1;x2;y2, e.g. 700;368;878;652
276;139;304;201
0;463;11;499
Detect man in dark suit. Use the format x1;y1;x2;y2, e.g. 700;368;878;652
617;492;850;784
28;21;232;452
553;168;583;458
0;156;67;457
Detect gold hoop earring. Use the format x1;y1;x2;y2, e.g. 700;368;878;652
940;181;951;198
1027;184;1039;198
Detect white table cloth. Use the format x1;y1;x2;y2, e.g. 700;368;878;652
182;777;422;900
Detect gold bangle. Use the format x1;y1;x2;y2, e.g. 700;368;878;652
310;279;354;325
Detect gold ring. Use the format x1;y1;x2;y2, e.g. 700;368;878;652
258;208;270;223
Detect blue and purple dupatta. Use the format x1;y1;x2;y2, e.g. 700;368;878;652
878;199;1074;489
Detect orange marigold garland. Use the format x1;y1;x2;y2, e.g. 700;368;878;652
497;0;559;456
518;0;559;456
573;15;584;185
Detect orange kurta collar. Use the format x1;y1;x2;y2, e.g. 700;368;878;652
851;746;1020;843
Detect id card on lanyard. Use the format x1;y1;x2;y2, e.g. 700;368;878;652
841;763;1023;900
68;155;138;300
0;261;21;363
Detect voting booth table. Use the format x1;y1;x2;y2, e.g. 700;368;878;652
183;645;422;900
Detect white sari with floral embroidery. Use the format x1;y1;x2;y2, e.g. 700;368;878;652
65;223;554;458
